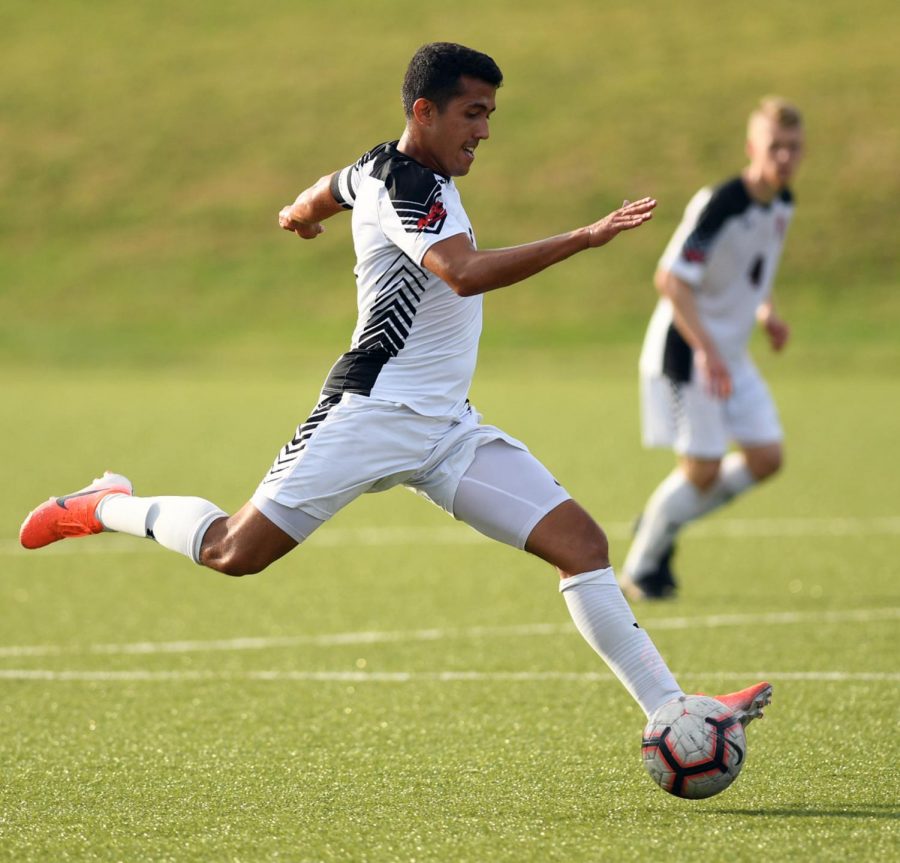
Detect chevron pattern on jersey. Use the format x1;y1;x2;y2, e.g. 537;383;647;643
354;253;428;355
262;394;342;483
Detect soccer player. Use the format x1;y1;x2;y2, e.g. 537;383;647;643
621;97;805;600
20;43;771;726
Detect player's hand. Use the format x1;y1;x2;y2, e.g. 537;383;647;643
763;315;790;352
695;347;732;400
279;206;325;239
586;197;656;248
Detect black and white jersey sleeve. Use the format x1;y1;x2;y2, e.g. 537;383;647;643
329;142;393;210
660;178;753;287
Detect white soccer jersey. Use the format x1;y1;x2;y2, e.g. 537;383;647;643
323;141;480;417
640;177;795;380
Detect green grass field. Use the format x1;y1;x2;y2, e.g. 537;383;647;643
3;0;899;860
2;362;898;862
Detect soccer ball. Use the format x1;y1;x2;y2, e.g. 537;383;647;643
641;695;746;799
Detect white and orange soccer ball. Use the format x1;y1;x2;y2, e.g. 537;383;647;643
641;695;747;799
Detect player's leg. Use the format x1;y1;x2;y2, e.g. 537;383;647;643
623;377;728;598
19;471;310;575
713;363;784;500
19;471;229;562
453;447;772;723
624;366;783;598
196;502;306;575
102;493;307;575
446;441;683;717
621;456;721;598
741;441;783;481
19;393;353;574
687;370;784;512
666;443;780;533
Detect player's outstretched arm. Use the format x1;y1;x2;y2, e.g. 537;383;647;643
423;197;656;297
279;173;346;239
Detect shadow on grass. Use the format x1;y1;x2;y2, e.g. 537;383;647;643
713;804;899;820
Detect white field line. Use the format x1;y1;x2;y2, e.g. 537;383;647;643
0;669;896;683
1;607;897;659
3;515;900;557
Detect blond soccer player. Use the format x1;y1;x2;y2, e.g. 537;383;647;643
623;98;805;600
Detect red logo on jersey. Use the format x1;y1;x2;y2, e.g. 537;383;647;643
683;247;706;263
775;215;787;238
417;201;447;231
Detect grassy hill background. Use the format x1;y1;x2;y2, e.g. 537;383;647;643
2;0;898;372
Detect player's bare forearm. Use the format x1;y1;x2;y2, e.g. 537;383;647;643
424;231;590;296
424;198;656;297
279;173;346;239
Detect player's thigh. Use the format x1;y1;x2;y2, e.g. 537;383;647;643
642;375;728;458
450;440;571;550
254;394;427;523
727;365;783;451
673;381;730;458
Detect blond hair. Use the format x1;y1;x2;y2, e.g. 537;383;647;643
748;96;803;133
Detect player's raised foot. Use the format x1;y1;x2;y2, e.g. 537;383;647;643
710;681;773;728
621;572;673;601
620;549;678;601
19;472;133;550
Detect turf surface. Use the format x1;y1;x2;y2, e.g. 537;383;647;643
2;364;898;862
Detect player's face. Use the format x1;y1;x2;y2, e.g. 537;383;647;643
429;76;496;177
747;118;805;190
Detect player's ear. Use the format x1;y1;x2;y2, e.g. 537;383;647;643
411;97;436;127
744;138;755;162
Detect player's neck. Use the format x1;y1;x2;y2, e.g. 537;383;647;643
741;168;781;205
397;130;447;177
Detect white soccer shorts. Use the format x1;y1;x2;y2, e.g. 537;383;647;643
251;393;571;548
640;358;783;458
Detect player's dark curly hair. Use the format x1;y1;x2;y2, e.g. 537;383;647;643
401;42;503;117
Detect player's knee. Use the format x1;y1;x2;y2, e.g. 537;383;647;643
684;461;721;491
218;555;268;577
750;447;783;481
526;501;609;573
200;537;269;577
585;526;610;569
569;520;609;571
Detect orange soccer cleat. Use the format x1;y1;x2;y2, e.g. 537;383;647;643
710;681;773;728
19;472;133;550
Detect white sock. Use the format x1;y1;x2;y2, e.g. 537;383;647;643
697;452;756;515
97;494;226;564
560;567;683;716
624;453;756;577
